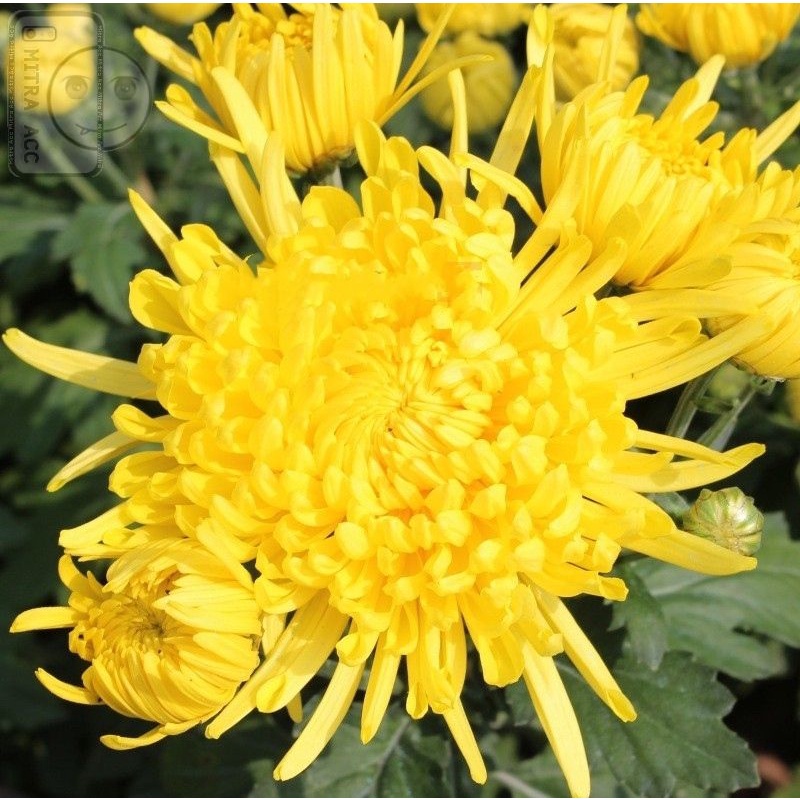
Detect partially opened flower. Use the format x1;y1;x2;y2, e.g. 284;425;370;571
416;3;531;38
135;3;476;176
703;163;800;379
420;33;517;134
636;3;800;69
6;72;766;793
529;6;800;292
11;538;262;747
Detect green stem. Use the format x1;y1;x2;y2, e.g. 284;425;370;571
492;770;548;798
739;65;765;129
697;378;774;450
665;369;717;439
319;166;344;189
100;153;133;197
33;124;104;203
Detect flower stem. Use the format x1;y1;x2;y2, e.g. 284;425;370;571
697;377;774;450
492;770;548;798
32;125;104;203
665;369;717;439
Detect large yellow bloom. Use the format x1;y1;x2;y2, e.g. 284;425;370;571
637;3;800;69
6;91;765;793
134;3;472;176
11;538;262;747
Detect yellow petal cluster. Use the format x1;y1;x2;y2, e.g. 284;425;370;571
637;3;800;69
134;3;465;175
5;108;765;794
416;3;531;37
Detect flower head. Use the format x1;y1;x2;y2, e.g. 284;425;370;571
134;3;473;176
416;3;531;38
5;98;766;794
530;3;639;101
421;33;517;133
10;538;262;747
636;3;800;69
529;7;800;292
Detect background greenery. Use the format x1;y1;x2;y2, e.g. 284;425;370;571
1;4;800;796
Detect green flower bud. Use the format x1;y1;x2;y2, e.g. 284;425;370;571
682;488;763;556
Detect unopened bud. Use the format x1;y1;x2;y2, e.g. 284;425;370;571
682;488;763;556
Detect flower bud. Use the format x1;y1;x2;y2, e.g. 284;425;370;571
682;488;763;556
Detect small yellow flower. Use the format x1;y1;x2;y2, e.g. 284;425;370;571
533;3;639;101
5;98;765;793
416;3;532;37
10;539;262;747
135;3;475;176
421;33;516;133
145;3;220;25
637;3;800;69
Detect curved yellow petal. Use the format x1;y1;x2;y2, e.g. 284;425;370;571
47;430;136;492
273;659;365;781
3;329;155;399
521;646;590;799
35;668;101;705
101;719;199;750
11;606;81;632
534;590;636;722
443;699;488;784
623;527;757;575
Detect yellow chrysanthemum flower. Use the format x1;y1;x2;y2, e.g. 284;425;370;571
529;6;800;291
134;3;475;176
530;3;639;101
11;538;262;747
5;86;766;793
420;33;517;134
703;163;800;379
145;3;221;25
416;2;532;37
636;3;800;69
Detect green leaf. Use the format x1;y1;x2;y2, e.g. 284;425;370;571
0;187;67;263
610;564;669;670
563;652;757;797
625;513;800;680
52;202;146;322
301;701;454;798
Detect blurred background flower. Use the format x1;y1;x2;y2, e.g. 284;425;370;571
637;3;800;69
420;32;516;133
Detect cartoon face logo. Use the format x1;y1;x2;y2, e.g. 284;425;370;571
49;47;152;150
